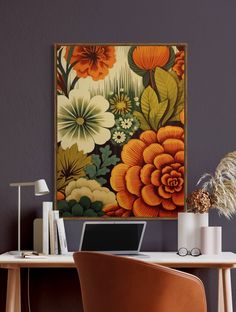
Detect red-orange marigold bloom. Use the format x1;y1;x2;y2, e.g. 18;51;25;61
110;126;185;218
173;51;185;79
132;46;170;70
65;46;116;81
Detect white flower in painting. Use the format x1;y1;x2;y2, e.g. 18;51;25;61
57;90;115;153
120;118;132;129
112;131;126;144
134;97;139;102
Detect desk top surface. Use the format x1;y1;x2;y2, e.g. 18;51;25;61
0;252;236;268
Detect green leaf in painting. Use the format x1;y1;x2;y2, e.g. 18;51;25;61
68;60;79;72
103;155;120;167
133;111;151;130
100;145;112;162
142;71;150;88
168;70;179;82
154;67;178;102
70;76;79;91
97;177;107;186
128;46;147;77
97;167;110;176
85;146;119;185
141;86;158;121
163;47;176;71
168;100;184;122
149;99;169;131
92;154;101;170
154;67;178;125
85;165;97;178
66;46;74;69
169;70;184;106
168;70;184;122
57;63;67;85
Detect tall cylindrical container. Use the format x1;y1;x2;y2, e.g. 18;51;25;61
178;212;209;251
178;212;196;251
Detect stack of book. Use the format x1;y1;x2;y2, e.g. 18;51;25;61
34;202;68;255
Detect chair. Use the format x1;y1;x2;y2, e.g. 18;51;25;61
73;252;207;312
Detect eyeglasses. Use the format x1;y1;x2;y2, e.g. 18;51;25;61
177;247;201;257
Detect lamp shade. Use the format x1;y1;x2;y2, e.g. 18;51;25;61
34;179;49;196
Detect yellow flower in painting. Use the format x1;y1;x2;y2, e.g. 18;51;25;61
132;46;170;70
110;126;184;218
109;93;132;115
57;144;92;193
65;46;116;81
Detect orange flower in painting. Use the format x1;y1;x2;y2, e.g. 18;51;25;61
110;126;185;218
132;46;170;70
180;109;184;124
57;191;65;201
65;46;116;81
173;51;185;79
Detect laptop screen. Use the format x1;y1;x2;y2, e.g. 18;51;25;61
80;222;146;254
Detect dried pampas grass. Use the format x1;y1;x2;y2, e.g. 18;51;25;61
197;151;236;219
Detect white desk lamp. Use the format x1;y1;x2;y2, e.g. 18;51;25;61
9;179;49;255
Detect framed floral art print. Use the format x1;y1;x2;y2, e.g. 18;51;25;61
55;44;186;219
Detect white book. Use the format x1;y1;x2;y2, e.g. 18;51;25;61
49;210;59;255
33;218;42;253
42;202;53;255
57;218;68;255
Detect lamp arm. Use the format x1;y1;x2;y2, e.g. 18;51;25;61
10;182;35;187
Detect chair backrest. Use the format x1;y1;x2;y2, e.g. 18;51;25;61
73;252;207;312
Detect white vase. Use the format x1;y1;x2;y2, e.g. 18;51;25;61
178;212;209;251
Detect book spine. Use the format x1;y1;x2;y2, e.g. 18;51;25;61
33;218;43;253
42;202;53;255
57;218;68;255
53;211;59;255
49;211;55;255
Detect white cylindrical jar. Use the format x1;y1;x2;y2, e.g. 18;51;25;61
201;226;222;255
178;212;209;251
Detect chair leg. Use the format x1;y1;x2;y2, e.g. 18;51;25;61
6;268;21;312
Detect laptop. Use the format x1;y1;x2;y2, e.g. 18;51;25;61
79;221;146;255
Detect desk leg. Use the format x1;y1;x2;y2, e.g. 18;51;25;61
218;269;225;312
6;268;21;312
222;268;233;312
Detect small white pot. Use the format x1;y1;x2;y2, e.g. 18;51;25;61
201;226;222;255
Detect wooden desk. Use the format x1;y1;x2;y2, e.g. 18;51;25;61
0;251;235;312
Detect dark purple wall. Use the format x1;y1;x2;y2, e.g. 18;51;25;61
1;0;236;311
